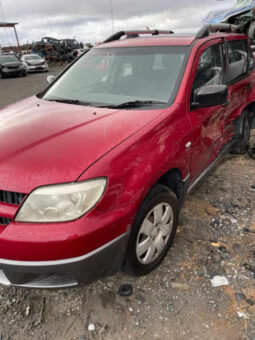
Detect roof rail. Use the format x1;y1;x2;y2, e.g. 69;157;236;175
196;23;241;39
103;30;174;43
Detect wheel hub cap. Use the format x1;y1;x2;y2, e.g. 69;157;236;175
136;202;174;265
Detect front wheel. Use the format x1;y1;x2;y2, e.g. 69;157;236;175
123;184;178;276
248;144;255;159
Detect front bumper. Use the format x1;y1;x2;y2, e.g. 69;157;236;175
0;232;129;288
2;68;25;76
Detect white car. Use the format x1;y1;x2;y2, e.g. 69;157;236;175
21;54;49;72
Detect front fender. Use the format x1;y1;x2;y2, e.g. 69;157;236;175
78;106;192;226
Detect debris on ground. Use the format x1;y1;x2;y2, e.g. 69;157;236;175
237;311;249;319
118;284;133;297
210;276;230;287
25;305;31;316
170;282;190;290
88;323;96;332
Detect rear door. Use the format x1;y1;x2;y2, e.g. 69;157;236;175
222;38;250;141
187;39;226;181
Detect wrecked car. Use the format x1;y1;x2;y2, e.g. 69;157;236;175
32;37;83;62
203;0;255;41
0;26;254;288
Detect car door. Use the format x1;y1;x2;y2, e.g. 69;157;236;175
221;38;250;142
187;39;226;181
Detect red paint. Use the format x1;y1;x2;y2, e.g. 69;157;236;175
0;32;254;261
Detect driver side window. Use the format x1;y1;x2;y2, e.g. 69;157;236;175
191;44;223;104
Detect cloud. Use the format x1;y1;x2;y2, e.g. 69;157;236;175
0;0;235;45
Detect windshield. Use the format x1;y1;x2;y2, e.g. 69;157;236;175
25;55;42;61
0;56;19;63
43;46;188;107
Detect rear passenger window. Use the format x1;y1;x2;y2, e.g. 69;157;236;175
191;44;223;102
227;40;248;83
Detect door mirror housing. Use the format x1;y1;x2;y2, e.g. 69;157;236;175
191;85;228;110
47;75;56;85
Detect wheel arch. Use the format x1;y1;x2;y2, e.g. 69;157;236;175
243;102;255;129
232;107;254;137
157;168;189;207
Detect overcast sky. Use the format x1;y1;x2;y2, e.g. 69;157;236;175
0;0;236;46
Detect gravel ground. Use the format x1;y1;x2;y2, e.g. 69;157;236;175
0;66;255;340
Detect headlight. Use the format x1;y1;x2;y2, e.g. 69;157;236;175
15;178;107;223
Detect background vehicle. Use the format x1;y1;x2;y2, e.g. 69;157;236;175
74;48;87;58
32;36;84;62
203;0;255;41
0;27;254;288
60;38;82;50
20;54;49;72
0;55;27;78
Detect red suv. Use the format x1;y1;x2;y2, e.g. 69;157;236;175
0;25;254;288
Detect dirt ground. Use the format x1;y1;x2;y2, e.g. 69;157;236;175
0;66;255;340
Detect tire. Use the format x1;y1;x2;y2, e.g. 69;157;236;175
1;72;5;79
248;144;255;159
123;184;179;276
232;114;250;155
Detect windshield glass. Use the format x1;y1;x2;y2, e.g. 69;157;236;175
25;55;42;60
0;56;19;63
43;46;188;107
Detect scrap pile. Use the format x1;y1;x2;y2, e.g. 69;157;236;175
31;37;84;62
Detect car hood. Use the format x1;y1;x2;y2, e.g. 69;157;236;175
1;62;22;68
202;0;254;24
0;96;164;193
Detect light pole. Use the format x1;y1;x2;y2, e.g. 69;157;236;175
110;0;114;33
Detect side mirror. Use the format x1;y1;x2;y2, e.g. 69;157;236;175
47;75;55;85
191;85;228;110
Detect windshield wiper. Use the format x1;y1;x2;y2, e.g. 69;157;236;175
102;100;167;109
46;98;92;106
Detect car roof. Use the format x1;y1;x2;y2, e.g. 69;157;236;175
98;34;196;48
97;32;246;49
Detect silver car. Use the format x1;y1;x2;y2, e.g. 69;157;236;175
21;54;49;73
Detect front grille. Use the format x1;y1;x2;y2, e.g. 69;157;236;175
27;62;44;66
0;190;26;205
0;217;11;226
